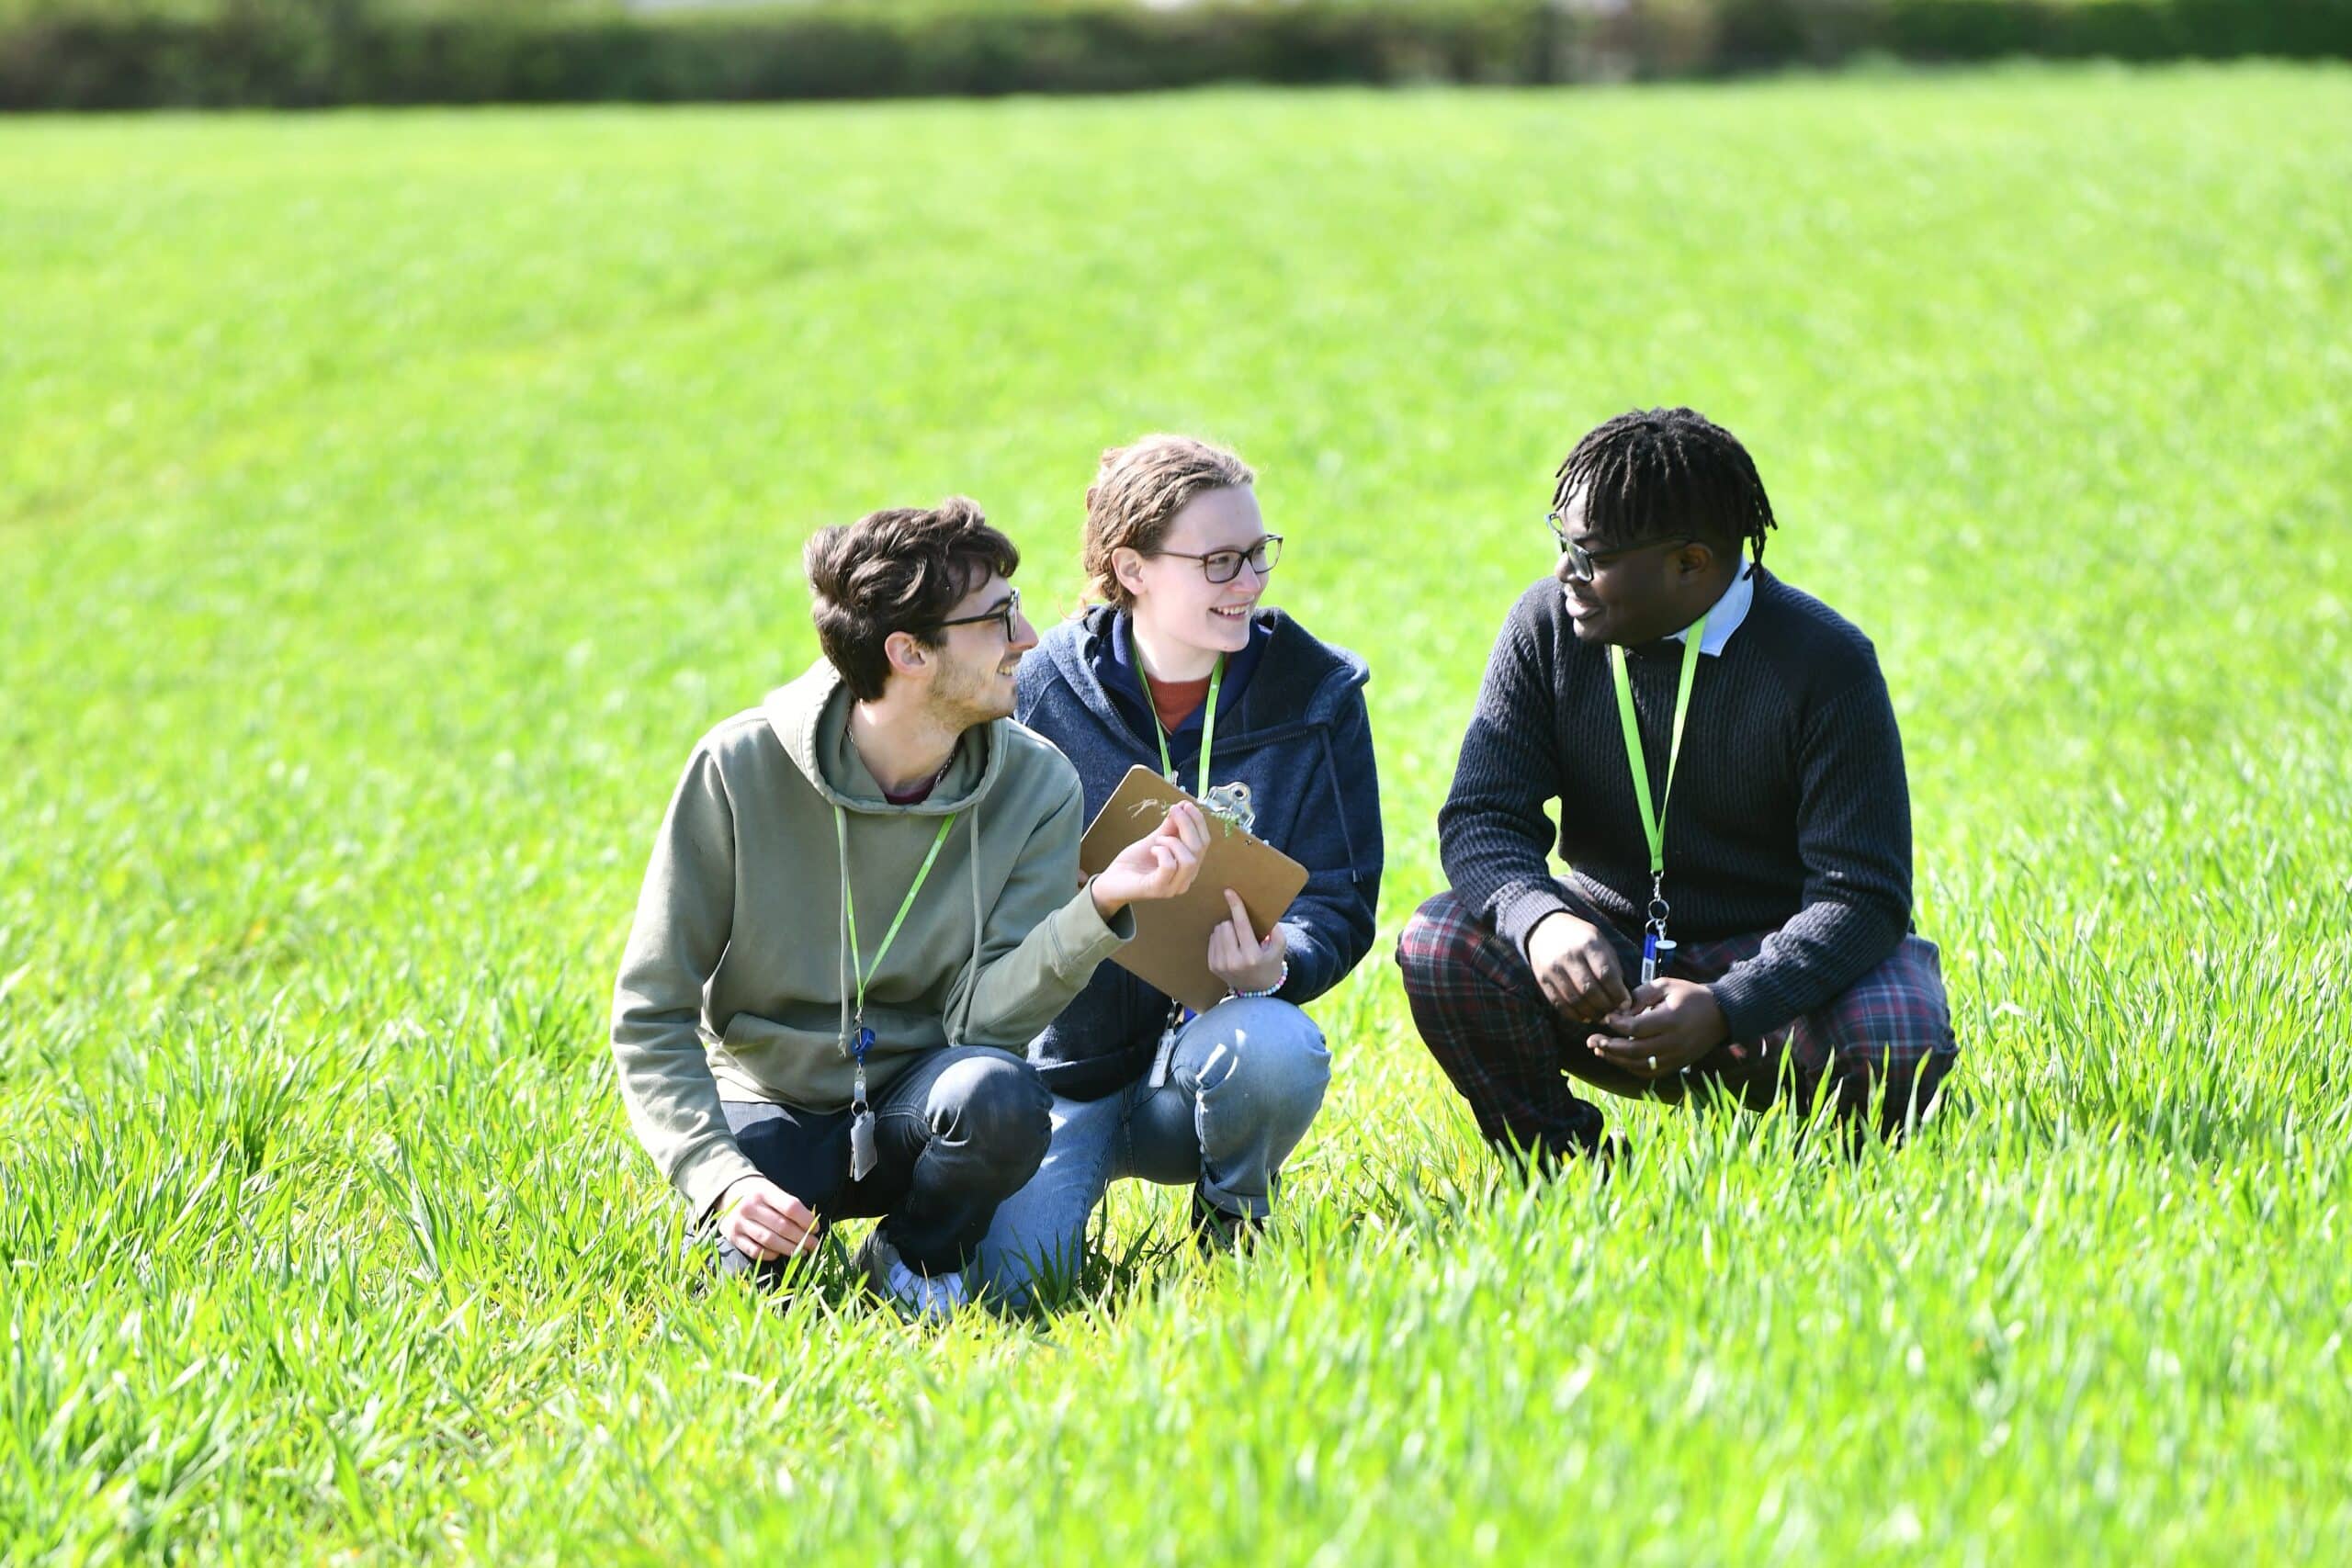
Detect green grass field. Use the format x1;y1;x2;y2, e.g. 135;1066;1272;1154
6;64;2352;1562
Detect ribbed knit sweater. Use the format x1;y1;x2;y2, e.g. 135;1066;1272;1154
1437;567;1914;1041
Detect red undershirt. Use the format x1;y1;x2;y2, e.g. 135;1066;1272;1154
1144;671;1213;736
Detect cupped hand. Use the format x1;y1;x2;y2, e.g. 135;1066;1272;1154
717;1176;818;1263
1585;978;1729;1081
1207;888;1285;996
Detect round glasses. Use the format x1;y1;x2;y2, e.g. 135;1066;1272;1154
1154;535;1283;585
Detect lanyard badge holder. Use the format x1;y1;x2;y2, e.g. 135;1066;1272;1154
848;1024;879;1183
1610;610;1709;990
1642;883;1678;986
1148;1001;1193;1091
836;807;957;1182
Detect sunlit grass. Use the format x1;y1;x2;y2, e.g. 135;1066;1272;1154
4;64;2351;1561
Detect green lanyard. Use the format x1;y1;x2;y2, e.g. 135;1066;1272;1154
1152;655;1225;800
1608;610;1710;888
833;807;958;1048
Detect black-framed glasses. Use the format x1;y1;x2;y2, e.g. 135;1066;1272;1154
1545;513;1691;583
1154;535;1283;585
933;585;1021;641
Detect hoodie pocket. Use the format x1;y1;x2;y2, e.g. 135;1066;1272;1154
720;1005;949;1108
716;1010;856;1111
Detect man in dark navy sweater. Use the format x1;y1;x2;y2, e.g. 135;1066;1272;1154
1396;408;1957;1165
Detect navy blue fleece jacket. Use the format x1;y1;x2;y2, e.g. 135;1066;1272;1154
1013;605;1384;1100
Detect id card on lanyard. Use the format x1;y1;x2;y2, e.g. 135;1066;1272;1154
1609;609;1708;986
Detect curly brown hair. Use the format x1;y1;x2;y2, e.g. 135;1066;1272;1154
803;497;1019;702
1081;434;1256;609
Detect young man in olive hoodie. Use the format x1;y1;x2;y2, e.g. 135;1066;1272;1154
611;499;1208;1316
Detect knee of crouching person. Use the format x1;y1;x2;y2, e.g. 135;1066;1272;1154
1202;998;1330;1114
1394;892;1472;994
938;1051;1052;1167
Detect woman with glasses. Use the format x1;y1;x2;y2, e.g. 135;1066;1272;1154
974;434;1383;1299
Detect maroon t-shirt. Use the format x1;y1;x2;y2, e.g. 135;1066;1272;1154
1145;671;1213;734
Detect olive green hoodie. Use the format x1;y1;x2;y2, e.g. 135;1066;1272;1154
610;660;1134;1221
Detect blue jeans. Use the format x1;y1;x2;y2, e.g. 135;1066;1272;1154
974;997;1331;1299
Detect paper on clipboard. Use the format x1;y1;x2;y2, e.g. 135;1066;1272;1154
1078;765;1308;1013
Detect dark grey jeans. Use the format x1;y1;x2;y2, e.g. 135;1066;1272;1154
717;1044;1051;1280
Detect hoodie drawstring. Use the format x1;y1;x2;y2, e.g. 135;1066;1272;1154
834;804;854;1055
952;800;983;1046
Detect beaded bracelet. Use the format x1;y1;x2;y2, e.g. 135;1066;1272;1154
1227;959;1289;1000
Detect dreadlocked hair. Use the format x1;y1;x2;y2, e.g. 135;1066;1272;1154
1550;407;1778;569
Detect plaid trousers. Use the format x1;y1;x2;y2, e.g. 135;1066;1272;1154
1395;889;1958;1160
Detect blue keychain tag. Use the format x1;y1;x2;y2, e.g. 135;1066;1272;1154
849;1025;878;1182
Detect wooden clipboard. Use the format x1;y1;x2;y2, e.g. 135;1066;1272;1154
1078;765;1309;1013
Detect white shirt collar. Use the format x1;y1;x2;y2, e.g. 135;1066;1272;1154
1668;562;1755;656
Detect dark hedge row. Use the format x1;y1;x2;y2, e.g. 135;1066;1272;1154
5;0;2348;109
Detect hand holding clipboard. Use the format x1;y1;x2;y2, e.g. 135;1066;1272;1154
1079;766;1309;1013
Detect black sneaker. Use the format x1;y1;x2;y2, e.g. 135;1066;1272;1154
1190;1189;1265;1256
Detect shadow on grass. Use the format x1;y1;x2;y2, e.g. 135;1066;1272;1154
668;1210;1196;1337
661;1076;1991;1332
